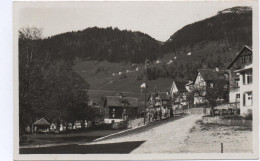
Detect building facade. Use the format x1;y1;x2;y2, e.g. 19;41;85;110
192;68;229;105
226;45;252;117
170;81;188;109
103;96;140;123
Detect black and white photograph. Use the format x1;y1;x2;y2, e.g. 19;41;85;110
13;1;259;160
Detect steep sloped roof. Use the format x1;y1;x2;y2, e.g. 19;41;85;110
175;81;188;92
196;69;229;82
33;118;50;126
226;45;252;69
158;92;171;100
104;96;139;107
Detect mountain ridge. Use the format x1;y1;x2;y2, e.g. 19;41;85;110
20;6;253;93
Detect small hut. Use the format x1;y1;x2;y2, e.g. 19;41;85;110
32;118;50;134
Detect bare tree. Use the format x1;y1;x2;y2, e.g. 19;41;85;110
19;26;43;40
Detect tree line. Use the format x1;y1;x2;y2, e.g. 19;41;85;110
19;27;94;135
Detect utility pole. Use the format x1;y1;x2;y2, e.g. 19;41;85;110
144;59;149;125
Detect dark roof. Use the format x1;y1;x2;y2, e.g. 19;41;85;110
33;118;50;126
104;96;139;107
175;81;188;92
226;45;252;69
158;92;171;100
195;69;229;82
88;96;105;107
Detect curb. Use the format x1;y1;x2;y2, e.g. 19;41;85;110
93;124;147;142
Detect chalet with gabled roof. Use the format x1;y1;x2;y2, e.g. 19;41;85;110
192;68;229;105
32;118;50;134
226;45;252;104
170;81;188;108
226;45;253;117
103;96;140;123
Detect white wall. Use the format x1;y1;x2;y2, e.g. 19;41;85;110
104;118;123;124
229;89;240;103
238;70;253;117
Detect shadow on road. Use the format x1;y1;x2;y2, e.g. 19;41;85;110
20;141;146;154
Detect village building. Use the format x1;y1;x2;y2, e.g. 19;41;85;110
226;45;252;117
32;118;50;134
87;97;106;124
103;96;140;124
50;123;66;132
158;92;171;108
147;92;171;119
50;120;67;132
147;92;171;109
192;68;229;105
170;81;188;109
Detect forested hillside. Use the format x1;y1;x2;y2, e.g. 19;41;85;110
41;27;162;64
163;6;252;54
19;6;253;93
158;6;252;81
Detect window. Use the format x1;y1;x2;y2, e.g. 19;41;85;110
247;73;252;84
246;92;253;106
248;92;252;100
236;94;240;99
235;80;239;87
249;56;252;63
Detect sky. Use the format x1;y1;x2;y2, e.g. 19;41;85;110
17;1;252;42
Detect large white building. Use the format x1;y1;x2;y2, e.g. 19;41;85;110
226;45;252;117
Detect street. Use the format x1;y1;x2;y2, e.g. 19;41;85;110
20;114;201;154
86;114;202;153
20;114;252;154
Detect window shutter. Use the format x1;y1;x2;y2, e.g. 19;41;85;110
243;93;246;106
243;74;245;84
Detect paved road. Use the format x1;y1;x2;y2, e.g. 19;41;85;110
87;114;202;153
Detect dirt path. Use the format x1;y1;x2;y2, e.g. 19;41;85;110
87;114;202;153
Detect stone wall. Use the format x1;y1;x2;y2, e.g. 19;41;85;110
202;116;252;127
110;118;145;129
127;118;144;129
187;107;210;115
